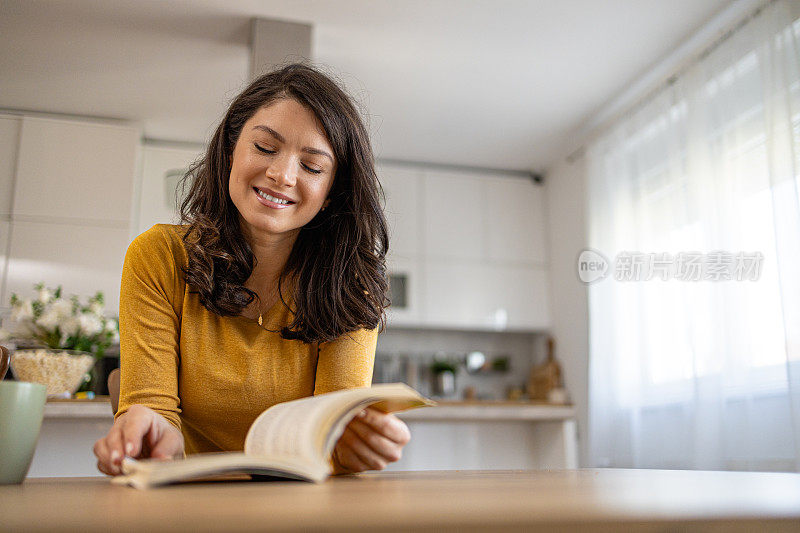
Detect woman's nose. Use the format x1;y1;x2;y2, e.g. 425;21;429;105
265;155;297;187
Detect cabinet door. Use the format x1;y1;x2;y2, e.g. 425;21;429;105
377;164;421;259
138;145;202;234
484;265;550;330
422;261;490;328
0;116;21;217
13;117;138;224
5;220;130;314
423;262;549;331
484;174;547;265
423;170;484;261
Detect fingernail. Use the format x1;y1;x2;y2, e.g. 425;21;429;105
111;450;120;463
125;442;133;455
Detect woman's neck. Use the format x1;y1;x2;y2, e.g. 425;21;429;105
241;224;299;313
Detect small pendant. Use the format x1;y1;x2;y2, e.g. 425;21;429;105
258;313;263;326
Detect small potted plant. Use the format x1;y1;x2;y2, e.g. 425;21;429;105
430;358;458;398
0;283;119;396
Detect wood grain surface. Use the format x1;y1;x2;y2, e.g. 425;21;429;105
2;469;799;532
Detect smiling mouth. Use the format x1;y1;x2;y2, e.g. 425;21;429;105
253;187;295;205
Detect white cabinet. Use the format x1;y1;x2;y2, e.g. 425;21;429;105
137;144;202;234
423;262;488;327
484;174;547;265
484;264;549;330
377;164;550;331
379;165;424;326
0;115;139;312
424;262;550;330
423;170;484;261
13;117;138;224
5;220;130;314
0;116;21;217
378;164;422;259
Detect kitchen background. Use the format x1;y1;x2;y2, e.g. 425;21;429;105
2;0;798;475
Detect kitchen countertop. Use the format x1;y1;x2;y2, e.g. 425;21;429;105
43;397;576;421
2;469;798;531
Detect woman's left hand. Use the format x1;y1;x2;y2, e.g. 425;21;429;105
332;406;411;473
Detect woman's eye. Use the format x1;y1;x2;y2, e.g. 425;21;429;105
254;143;276;154
302;164;323;175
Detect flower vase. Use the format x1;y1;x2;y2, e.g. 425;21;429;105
76;357;100;394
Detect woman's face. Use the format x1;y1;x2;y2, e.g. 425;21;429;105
229;98;336;241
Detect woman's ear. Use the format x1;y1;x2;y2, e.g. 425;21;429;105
322;198;330;211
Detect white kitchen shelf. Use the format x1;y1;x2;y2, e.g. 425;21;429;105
397;403;575;421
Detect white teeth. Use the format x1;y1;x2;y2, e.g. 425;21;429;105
256;189;290;205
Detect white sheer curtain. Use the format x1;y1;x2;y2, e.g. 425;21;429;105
587;0;800;471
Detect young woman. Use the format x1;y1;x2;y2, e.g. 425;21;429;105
93;64;409;476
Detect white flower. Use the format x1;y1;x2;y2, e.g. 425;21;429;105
50;299;73;319
78;313;104;336
37;287;53;303
90;301;105;316
11;300;33;322
36;308;61;331
111;330;120;344
103;318;118;333
60;316;81;337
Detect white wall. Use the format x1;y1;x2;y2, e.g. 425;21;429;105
544;155;590;466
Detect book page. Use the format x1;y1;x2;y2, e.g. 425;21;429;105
112;452;329;488
244;384;433;465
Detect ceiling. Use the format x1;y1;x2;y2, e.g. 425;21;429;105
0;0;731;172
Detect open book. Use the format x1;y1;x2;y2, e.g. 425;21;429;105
111;383;434;489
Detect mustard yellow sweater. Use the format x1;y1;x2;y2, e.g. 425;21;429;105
115;224;377;455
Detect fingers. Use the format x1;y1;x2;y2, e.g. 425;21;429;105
356;408;411;445
347;418;403;463
119;407;155;459
336;426;387;471
96;408;147;475
334;442;367;473
93;436;116;476
96;459;114;476
330;409;413;474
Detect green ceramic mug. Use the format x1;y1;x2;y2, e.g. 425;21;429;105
0;351;47;483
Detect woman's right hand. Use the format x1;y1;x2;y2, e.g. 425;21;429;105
93;404;184;476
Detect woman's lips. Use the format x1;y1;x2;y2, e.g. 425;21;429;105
253;187;294;209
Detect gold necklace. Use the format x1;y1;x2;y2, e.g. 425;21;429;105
257;299;267;326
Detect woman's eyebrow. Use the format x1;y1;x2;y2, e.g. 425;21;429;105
252;124;333;162
303;147;334;162
252;124;285;142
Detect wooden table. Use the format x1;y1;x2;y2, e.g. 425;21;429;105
2;469;799;532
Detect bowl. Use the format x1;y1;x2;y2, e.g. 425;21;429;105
10;349;95;397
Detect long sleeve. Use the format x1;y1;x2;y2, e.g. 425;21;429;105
115;225;184;430
313;327;377;395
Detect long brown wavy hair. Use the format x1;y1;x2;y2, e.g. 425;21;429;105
178;64;389;343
